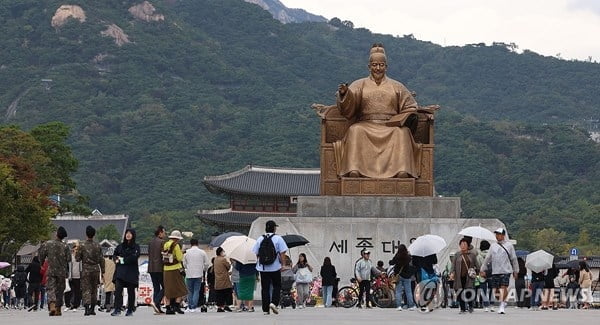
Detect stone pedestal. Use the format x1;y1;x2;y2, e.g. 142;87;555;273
297;196;462;219
249;196;505;286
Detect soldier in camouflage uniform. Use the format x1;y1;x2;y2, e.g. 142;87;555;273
38;226;70;316
76;225;105;316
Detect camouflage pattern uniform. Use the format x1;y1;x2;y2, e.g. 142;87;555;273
38;238;70;310
76;238;105;306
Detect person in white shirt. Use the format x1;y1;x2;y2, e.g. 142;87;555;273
480;228;519;315
183;238;209;312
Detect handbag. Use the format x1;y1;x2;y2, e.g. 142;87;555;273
390;265;404;283
64;279;71;293
461;255;477;279
295;267;313;284
162;242;176;264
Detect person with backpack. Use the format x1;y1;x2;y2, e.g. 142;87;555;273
162;230;187;315
251;220;288;315
412;253;438;312
13;265;28;309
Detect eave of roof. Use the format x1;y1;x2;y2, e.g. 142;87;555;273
203;165;320;196
197;208;295;226
51;215;129;241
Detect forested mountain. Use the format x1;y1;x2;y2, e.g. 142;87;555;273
1;0;598;250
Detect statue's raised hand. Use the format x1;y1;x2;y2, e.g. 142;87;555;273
338;83;349;96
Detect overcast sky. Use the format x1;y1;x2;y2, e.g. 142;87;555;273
279;0;600;62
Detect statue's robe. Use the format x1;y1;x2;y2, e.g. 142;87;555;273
334;76;422;178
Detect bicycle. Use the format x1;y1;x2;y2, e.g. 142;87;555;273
337;278;359;308
337;276;395;308
370;274;395;308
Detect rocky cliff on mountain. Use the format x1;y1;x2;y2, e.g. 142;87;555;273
51;5;86;27
244;0;326;23
129;1;165;22
101;24;131;47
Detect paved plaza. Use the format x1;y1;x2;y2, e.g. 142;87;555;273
1;305;597;325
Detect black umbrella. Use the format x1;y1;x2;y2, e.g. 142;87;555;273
282;234;310;248
565;259;581;269
554;259;580;270
209;232;244;248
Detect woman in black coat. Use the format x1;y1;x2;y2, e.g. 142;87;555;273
319;257;337;307
111;229;140;316
26;256;42;310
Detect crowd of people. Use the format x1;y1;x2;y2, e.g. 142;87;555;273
1;223;597;317
440;229;596;314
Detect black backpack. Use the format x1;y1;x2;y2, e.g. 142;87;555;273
258;234;277;265
14;271;27;287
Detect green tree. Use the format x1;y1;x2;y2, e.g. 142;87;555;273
95;224;121;242
532;228;568;255
572;229;600;256
0;124;83;262
0;127;56;262
30;122;89;215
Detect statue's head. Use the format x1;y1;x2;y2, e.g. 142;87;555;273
368;43;387;83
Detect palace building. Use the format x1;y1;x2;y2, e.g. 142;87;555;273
197;165;319;233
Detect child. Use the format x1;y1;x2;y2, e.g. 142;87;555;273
566;275;579;309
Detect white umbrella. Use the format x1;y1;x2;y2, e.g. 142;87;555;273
525;250;554;273
408;234;447;257
458;226;496;242
220;235;257;264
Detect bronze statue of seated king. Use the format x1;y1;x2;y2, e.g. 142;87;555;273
313;43;438;196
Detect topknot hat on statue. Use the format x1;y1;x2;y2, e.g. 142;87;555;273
369;43;386;61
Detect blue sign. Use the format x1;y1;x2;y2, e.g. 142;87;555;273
570;248;579;256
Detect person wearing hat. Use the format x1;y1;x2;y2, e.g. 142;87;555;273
355;248;378;308
38;226;71;316
335;43;421;179
162;230;187;315
76;225;105;316
479;228;519;315
251;220;288;315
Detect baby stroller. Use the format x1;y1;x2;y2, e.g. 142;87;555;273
280;269;296;309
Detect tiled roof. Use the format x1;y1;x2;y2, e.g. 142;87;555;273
197;209;295;226
52;214;129;241
556;256;600;268
203;165;320;196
